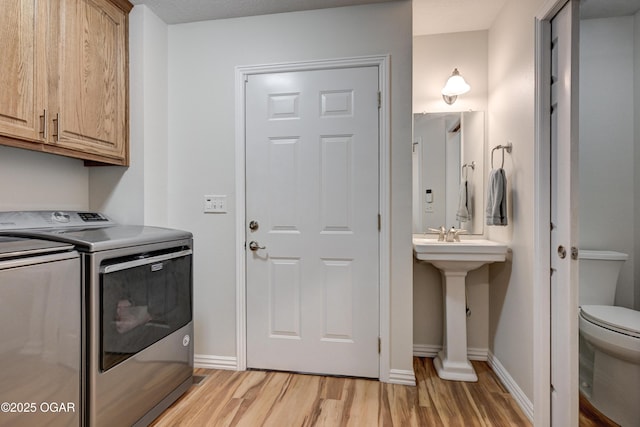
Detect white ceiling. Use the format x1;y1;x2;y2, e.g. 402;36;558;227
128;0;401;25
580;0;640;19
129;0;640;34
413;0;507;36
128;0;508;34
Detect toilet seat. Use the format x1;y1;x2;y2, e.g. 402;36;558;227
581;305;640;339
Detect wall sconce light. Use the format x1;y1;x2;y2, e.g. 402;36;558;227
441;68;470;105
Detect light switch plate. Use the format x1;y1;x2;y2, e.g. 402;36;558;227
204;195;227;213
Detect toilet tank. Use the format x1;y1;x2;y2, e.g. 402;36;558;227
578;250;628;306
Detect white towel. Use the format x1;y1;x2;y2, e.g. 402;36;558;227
456;180;472;222
486;168;507;226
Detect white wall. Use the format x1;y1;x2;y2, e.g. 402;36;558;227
636;11;640;310
89;5;168;226
413;30;488;114
140;7;169;227
167;1;414;375
486;0;544;404
0;146;88;211
579;16;636;309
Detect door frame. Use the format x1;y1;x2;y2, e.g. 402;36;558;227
534;0;579;425
234;55;391;381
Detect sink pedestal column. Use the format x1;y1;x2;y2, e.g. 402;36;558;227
433;268;478;382
412;236;508;382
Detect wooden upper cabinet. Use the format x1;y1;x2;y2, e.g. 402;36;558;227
0;0;47;144
0;0;132;166
50;0;130;164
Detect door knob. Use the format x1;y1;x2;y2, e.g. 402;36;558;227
249;220;259;231
557;245;566;259
248;241;266;251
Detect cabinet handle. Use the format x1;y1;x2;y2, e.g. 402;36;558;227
39;109;48;140
52;113;60;141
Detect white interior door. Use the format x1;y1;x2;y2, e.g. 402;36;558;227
550;2;580;425
245;66;380;378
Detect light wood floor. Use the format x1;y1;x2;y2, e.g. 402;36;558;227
151;357;532;426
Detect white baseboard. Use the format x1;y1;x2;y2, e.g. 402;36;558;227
194;354;238;370
194;354;416;387
413;344;489;361
487;351;534;422
467;347;489;361
413;343;440;358
389;369;416;386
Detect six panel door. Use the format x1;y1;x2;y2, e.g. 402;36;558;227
245;66;380;378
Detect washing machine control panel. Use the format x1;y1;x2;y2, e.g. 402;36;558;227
0;211;115;230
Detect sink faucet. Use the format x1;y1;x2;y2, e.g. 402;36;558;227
446;227;467;242
427;226;446;241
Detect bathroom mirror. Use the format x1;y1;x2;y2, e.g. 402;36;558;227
412;111;485;235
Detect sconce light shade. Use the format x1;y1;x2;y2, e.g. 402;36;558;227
441;68;470;105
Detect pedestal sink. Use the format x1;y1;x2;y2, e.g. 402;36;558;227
413;236;508;382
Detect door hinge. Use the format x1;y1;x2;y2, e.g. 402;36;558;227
378;337;381;354
377;91;381;109
378;214;381;231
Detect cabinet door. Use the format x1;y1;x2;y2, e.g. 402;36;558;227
0;0;47;143
51;0;128;164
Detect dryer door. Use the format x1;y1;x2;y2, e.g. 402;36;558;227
99;248;193;371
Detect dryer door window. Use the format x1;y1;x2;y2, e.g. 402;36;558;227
99;248;192;371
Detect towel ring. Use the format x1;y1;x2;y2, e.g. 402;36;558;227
462;161;475;179
491;142;512;169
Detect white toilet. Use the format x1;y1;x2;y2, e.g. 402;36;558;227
578;250;640;427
